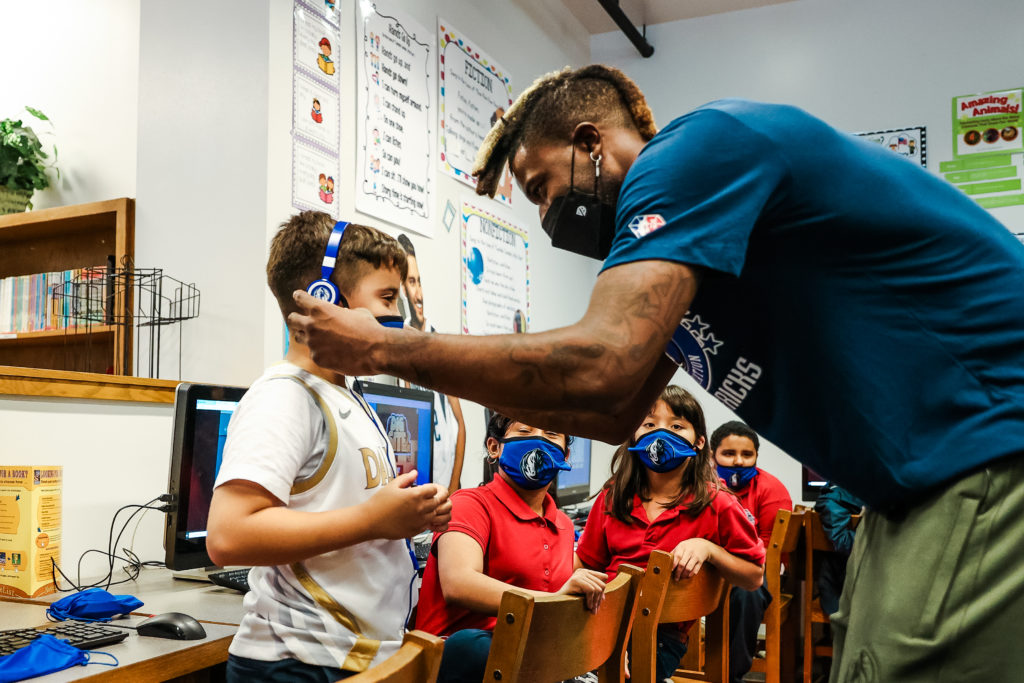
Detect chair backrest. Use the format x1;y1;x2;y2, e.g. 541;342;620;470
345;630;444;683
484;564;644;683
631;550;731;683
765;508;804;597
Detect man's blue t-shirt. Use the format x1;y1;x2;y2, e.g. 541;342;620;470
603;99;1024;510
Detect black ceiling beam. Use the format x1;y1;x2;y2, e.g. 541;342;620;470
597;0;654;58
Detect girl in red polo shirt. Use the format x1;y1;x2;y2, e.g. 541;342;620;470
576;385;765;681
416;413;608;683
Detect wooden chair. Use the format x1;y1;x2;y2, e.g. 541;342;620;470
748;508;805;683
629;550;731;683
801;510;861;683
345;630;444;683
483;564;644;682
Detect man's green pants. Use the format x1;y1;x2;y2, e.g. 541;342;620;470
830;454;1024;682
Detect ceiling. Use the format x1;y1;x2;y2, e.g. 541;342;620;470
560;0;796;35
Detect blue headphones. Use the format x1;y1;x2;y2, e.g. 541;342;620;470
306;221;350;306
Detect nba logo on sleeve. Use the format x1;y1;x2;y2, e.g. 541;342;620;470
628;214;666;239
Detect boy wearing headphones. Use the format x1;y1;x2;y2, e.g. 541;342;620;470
207;211;452;682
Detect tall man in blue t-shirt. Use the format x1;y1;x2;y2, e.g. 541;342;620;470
290;65;1024;681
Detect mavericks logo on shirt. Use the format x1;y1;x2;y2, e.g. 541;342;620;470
669;314;724;389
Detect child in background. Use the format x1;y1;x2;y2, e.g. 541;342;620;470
710;420;793;683
416;412;607;683
814;481;865;615
576;386;764;681
207;211;451;682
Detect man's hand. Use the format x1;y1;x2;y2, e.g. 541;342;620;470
556;568;608;612
670;538;713;580
288;290;388;376
368;471;451;539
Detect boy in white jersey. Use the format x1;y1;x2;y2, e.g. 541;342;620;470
208;211;452;682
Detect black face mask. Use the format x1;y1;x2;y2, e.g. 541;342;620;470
540;150;617;261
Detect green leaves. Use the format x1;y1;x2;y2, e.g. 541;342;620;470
0;107;59;192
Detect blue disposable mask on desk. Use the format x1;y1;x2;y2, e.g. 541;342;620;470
46;587;143;622
629;429;698;473
0;634;118;683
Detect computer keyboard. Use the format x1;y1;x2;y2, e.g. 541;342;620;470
0;622;128;656
208;567;251;593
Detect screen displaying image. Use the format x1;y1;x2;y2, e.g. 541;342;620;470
363;390;433;486
184;399;238;539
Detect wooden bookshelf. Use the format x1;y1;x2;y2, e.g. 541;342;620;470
0;198;134;375
0;365;177;403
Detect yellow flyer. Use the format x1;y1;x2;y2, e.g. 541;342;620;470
0;466;61;598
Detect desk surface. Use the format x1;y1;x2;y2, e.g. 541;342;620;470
1;601;236;682
1;568;246;681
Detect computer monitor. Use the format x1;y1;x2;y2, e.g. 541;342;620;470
360;381;434;486
164;383;246;571
553;437;592;507
802;465;828;501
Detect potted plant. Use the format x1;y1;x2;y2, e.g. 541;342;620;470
0;107;60;214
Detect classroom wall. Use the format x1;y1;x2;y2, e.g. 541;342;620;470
0;0;140;210
592;0;1024;501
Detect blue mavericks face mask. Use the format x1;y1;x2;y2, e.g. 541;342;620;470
717;465;759;490
46;587;143;622
0;634;118;682
375;315;404;329
498;436;570;490
628;429;699;473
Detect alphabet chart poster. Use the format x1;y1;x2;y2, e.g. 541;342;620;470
438;20;514;205
461;202;528;335
291;1;341;218
356;1;435;237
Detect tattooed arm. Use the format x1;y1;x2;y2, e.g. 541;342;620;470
289;260;699;442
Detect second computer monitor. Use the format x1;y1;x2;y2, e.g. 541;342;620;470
360;381;434;486
554;437;592;506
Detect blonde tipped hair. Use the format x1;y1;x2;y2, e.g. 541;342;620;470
472;64;657;197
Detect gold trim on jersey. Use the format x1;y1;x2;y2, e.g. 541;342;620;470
290;561;381;672
268;373;354;495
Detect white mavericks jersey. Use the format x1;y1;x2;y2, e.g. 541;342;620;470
214;363;415;672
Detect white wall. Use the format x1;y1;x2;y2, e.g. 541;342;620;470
592;0;1024;501
0;0;140;210
0;396;174;582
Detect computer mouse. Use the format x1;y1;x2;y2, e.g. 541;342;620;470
136;612;207;640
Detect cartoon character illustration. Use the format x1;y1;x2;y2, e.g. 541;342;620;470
370;155;381;174
386;413;412;454
372;128;381;146
513;309;525;333
370;52;380;70
319;175;335;204
311;98;323;124
372;72;380;86
325;0;336;10
317;37;335;76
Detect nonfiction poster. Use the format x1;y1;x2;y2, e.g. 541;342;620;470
855;126;926;167
461;202;528;335
291;1;341;218
438;20;514;204
356;1;435;236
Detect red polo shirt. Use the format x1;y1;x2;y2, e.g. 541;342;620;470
728;468;793;550
576;486;765;578
415;476;575;636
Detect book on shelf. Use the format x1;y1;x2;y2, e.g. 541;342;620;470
0;266;110;335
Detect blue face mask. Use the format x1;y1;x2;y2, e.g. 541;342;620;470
717;465;759;490
628;429;699;473
46;588;143;623
498;436;570;490
0;634;118;683
375;315;405;329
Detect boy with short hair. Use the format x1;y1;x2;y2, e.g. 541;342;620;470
207;211;451;682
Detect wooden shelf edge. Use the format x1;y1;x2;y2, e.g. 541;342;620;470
0;365;180;404
0;197;132;229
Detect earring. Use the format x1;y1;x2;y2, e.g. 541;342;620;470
590;151;602;178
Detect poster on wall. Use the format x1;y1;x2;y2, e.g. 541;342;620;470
952;88;1023;158
461;201;528;335
854;126;926;167
292;1;341;218
355;1;435;237
438;20;514;205
292;137;340;217
940;153;1024;210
